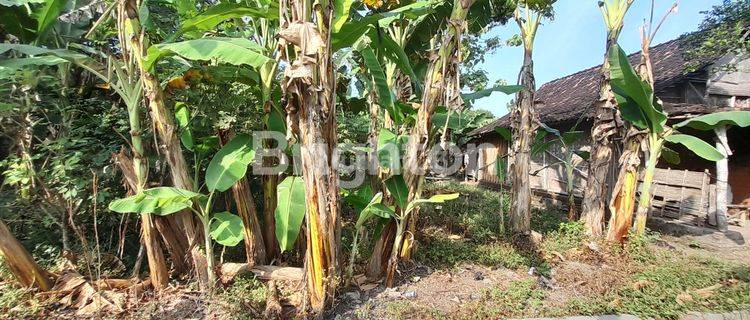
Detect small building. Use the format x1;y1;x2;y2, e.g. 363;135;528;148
467;38;750;228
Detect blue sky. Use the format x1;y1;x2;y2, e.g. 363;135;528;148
472;0;724;116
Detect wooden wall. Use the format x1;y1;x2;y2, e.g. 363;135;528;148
473;133;715;224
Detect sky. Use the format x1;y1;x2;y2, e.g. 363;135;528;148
472;0;724;116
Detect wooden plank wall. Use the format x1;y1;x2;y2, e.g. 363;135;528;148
476;135;713;223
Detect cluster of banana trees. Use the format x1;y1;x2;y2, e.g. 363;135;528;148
4;0;743;316
0;0;522;315
579;0;750;242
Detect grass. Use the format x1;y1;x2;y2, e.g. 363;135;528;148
0;256;43;319
421;182;508;243
559;253;750;319
447;249;750;320
417;182;573;273
475;278;547;318
406;182;750;319
381;301;449;320
415;232;531;270
541;221;586;255
212;274;268;319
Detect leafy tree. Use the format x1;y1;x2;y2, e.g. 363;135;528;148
683;0;750;72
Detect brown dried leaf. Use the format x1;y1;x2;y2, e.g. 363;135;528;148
285;59;315;81
676;292;694;305
72;283;97;309
76;291;125;316
608;297;622;308
694;284;722;299
632;279;652;291
279;21;325;56
359;283;378;291
50;272;86;293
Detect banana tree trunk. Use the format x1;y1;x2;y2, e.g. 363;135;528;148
366;67;407;275
608;42;653;242
634;140;660;234
261;174;279;261
0;219;53;291
606;131;640;242
580;35;622;237
279;0;340;313
113;117;169;290
391;0;474;287
366;220;395;280
219;132;267;265
125;81;169;288
509;48;536;234
261;81;280;262
714;125;730;231
122;0;208;287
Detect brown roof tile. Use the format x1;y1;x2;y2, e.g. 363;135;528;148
470;38;704;137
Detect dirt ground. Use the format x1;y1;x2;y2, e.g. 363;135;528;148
328;223;750;319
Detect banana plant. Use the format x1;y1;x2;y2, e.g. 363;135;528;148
341;187;390;283
0;42;179;288
379;175;458;287
532;123;590;221
581;0;634;237
607;44;750;235
109;134;256;290
274;176;306;252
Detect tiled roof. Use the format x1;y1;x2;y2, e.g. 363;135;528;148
470;38;705;137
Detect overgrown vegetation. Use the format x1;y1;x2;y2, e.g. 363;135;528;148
0;0;748;318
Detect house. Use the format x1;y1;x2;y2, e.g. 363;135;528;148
467;37;750;229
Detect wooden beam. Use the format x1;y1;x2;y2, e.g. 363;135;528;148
219;263;303;284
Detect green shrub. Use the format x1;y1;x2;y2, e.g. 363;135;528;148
541;221;585;255
0;257;42;320
422;182;508;243
416;232;531;270
214;275;268;319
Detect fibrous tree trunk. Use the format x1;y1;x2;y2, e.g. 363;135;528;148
606;133;640;242
113;149;169;289
390;0;474;287
113;2;171;288
220;132;267;265
122;0;208;287
278;0;341;314
261;173;279;261
234;178;267;265
259;30;281;263
607;40;652;243
607;10;680;239
366;65;408;278
509;48;537;235
0;219;53;291
580;34;624;237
